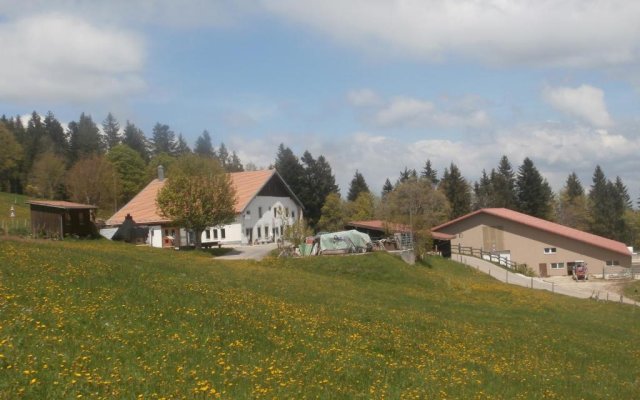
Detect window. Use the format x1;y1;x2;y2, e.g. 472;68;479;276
292;211;295;219
221;229;226;239
205;230;210;239
259;207;263;218
273;227;277;237
551;262;565;269
285;207;289;217
544;247;557;254
606;260;620;266
78;212;85;225
257;227;262;238
273;208;277;218
213;229;218;239
264;226;269;237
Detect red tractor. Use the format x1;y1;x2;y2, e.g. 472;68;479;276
572;261;588;281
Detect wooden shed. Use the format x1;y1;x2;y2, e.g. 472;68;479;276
27;200;97;239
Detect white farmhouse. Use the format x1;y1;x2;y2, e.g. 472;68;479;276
104;168;304;248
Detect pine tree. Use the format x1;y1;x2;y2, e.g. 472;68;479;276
151;123;177;155
274;144;304;200
194;130;214;158
43;111;67;157
421;159;439;187
490;155;517;209
556;172;588;230
397;167;417;185
122;121;149;162
515;157;553;219
439;163;471;219
24;111;47;174
68;113;104;162
473;169;492;210
102;112;121;150
347;170;370;202
227;151;244;172
217;142;229;169
300;151;339;229
107;144;147;209
381;178;394;197
175;134;191;155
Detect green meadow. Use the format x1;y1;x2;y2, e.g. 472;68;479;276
1;237;639;399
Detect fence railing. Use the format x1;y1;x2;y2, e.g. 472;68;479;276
603;265;640;280
0;218;29;234
452;244;521;271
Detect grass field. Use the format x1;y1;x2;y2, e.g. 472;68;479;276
1;237;639;399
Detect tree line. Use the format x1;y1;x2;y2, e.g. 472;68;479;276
0;111;244;214
285;154;639;250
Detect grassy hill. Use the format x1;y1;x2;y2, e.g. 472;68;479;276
0;192;29;235
1;238;639;399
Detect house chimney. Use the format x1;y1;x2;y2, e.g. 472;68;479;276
158;165;164;181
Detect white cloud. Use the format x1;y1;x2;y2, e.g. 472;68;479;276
349;90;490;130
262;0;640;68
233;124;640;201
347;89;382;107
543;85;613;127
0;13;145;102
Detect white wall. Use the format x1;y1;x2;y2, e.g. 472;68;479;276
240;196;302;244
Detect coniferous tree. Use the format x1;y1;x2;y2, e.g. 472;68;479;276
515;157;553;219
68;113;104;163
24;111;47;176
613;176;632;210
347;170;370;202
274;144;305;199
0;123;23;192
122;121;149;162
397;167;418;185
107;144;147;209
151;123;177;156
217;142;229;169
194;130;215;158
490;155;517;209
439;163;471;219
227;151;244;172
300;151;339;229
102;112;121;150
382;178;394;197
556;172;588;230
43;111;67;157
421;159;439;187
175;134;191;156
473;169;492;210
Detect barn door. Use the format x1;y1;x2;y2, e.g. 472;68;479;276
539;263;548;277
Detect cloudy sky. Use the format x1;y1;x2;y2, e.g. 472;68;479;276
1;1;640;199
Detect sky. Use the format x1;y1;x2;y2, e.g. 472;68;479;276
1;0;640;200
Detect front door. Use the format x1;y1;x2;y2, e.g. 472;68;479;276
539;263;548;277
245;228;252;244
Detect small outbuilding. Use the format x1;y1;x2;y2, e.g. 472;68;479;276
27;200;97;239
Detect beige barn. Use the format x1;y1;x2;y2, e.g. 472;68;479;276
431;208;631;277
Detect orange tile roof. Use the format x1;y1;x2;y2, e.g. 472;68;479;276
106;169;287;226
432;208;631;257
27;200;97;209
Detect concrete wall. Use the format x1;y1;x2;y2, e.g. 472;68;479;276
438;213;631;277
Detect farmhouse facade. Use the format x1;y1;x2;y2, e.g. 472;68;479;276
104;169;304;248
431;208;632;277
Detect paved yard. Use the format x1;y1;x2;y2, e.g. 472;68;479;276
215;243;278;261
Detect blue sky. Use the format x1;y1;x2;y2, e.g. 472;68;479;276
1;1;640;199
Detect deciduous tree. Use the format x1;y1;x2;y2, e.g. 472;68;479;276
66;155;117;211
107;145;147;209
318;192;346;232
27;152;66;199
156;155;236;249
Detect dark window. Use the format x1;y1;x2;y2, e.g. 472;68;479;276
257;227;262;238
292;211;295;219
265;226;269;237
221;229;226;239
259;207;263;218
205;230;210;239
213;229;218;239
78;212;85;225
